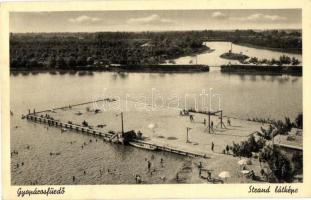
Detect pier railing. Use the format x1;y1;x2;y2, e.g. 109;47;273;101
25;113;209;159
25;114;116;141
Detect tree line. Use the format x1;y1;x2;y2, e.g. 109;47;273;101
10;31;207;69
245;55;301;65
10;29;301;69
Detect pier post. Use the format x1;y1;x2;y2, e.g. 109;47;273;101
121;112;124;134
208;115;211;133
220;111;223;128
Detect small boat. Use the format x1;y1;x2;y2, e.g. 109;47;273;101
129;141;158;151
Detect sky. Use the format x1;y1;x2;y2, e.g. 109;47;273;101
10;9;301;33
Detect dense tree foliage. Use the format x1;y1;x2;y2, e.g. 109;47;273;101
260;146;293;182
10;31;208;69
244;55;300;65
207;29;301;53
10;29;301;69
295;113;303;129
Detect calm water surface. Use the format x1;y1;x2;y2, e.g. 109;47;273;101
10;43;302;185
174;42;302;66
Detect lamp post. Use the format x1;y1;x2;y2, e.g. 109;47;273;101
186;127;192;143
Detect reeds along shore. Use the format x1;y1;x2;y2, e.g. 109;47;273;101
220;64;302;76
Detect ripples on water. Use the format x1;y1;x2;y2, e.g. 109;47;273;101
11;115;186;185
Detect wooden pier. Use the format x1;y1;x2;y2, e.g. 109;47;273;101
25;114;118;142
24;113;209;159
132;140;209;159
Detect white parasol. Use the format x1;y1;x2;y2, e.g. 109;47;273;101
238;159;248;165
218;171;231;179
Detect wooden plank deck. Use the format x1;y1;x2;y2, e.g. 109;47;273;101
25;113;209;159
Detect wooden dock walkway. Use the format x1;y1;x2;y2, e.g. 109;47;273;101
25;114;117;142
24;113;209;159
132;140;209;159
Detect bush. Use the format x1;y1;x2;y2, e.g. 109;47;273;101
292;151;303;174
261;146;293;182
230;135;265;158
295;113;303;129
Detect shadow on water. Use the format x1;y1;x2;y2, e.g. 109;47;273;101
292;77;299;83
260;75;266;81
117;72;128;79
59;70;67;75
10;71;19;76
77;71;94;76
21;71;30;76
249;75;256;82
69;70;77;75
111;73;118;81
110;72;129;80
223;72;296;84
31;71;39;75
49;71;58;75
239;74;245;81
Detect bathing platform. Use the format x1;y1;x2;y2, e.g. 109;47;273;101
23;99;268;160
24;111;209;159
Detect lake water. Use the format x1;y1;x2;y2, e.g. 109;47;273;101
10;42;302;185
11;71;302;121
174;42;302;66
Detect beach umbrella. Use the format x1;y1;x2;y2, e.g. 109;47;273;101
148;123;158;129
218;171;231;179
148;123;158;133
241;170;250;175
238;159;248;166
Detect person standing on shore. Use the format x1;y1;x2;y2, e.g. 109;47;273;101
147;160;151;172
207;171;212;182
211;142;214;152
227;118;231;126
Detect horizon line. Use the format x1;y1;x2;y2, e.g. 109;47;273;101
10;28;302;34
